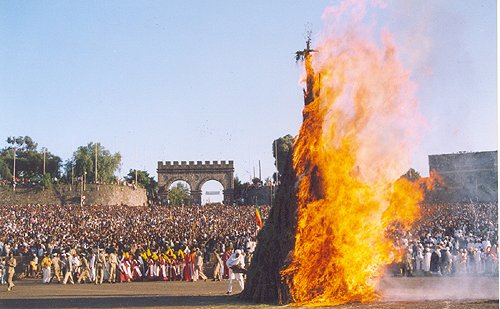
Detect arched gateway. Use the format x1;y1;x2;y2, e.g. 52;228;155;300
157;160;234;205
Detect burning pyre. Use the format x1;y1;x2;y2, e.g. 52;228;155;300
282;1;425;306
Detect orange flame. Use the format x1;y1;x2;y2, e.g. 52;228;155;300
283;1;425;306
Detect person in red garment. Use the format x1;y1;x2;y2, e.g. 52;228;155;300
183;249;192;281
159;255;168;281
221;248;232;279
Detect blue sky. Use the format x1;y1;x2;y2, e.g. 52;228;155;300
0;0;497;193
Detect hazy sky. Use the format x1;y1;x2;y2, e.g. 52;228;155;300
0;1;497;195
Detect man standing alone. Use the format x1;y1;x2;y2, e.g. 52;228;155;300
6;252;16;291
108;251;118;283
96;249;106;284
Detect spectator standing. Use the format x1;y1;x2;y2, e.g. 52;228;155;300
194;249;207;281
62;253;75;285
41;253;52;284
210;249;223;281
96;249;106;284
51;253;62;283
89;251;96;283
6;251;16;291
0;257;6;285
78;254;90;283
108;251;118;283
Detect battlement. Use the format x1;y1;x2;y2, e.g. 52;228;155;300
157;160;234;170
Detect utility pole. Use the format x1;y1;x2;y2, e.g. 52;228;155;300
135;169;138;186
12;147;16;191
43;148;46;175
80;174;84;206
258;160;262;180
42;148;46;191
95;143;98;184
70;163;74;191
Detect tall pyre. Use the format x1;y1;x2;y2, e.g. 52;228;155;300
242;1;425;306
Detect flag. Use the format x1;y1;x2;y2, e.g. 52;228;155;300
255;201;263;229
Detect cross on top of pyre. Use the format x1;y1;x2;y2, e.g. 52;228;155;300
295;33;318;107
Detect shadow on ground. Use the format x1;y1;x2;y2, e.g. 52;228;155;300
0;295;249;308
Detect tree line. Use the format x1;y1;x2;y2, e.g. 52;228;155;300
0;135;296;205
0;136;156;194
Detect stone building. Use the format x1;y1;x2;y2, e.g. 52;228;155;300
428;151;497;202
157;160;234;205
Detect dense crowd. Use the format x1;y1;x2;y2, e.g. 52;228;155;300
0;203;269;290
0;201;498;290
397;202;498;277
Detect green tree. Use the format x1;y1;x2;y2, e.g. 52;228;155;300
168;182;190;206
272;134;294;180
125;169;158;200
66;142;121;184
1;136;62;181
233;176;246;204
0;157;12;181
42;173;53;189
6;135;38;151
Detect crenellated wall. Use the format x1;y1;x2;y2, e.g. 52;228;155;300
157;160;234;205
157;160;234;170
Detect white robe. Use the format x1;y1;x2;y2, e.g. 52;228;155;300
226;252;245;293
423;250;431;272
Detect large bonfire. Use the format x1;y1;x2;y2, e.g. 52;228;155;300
243;1;425;306
282;2;425;306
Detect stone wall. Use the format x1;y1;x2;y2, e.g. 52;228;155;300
157;160;234;205
428;151;498;202
0;184;147;206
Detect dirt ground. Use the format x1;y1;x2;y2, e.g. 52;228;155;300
0;276;498;308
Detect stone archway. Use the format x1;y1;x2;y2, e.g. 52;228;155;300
198;178;225;205
157;160;234;205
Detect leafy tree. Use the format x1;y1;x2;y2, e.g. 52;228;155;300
233;176;248;204
272;134;294;179
61;159;74;184
168;182;190;206
252;177;262;186
66;142;121;184
125;169;158;200
1;136;61;180
401;168;421;182
0;157;12;181
42;173;53;189
6;135;38;151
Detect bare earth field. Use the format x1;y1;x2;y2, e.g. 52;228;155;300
0;276;498;308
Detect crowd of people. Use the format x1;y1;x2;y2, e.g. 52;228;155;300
397;202;498;277
0;203;268;292
0;201;498;292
